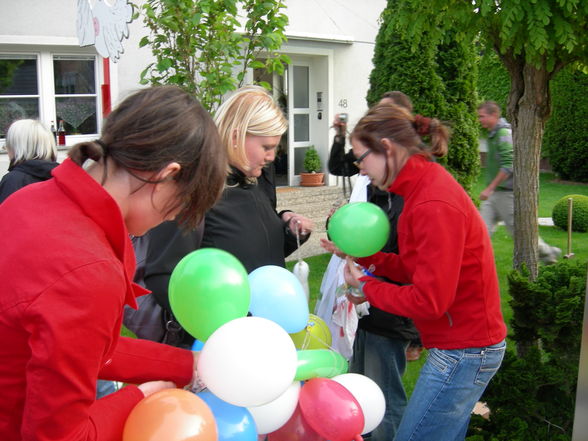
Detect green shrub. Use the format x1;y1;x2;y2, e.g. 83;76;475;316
367;2;479;194
303;147;321;173
543;68;588;183
552;194;588;233
468;260;587;441
476;49;510;111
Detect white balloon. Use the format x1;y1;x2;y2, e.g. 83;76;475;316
332;373;386;435
248;381;301;434
198;316;298;407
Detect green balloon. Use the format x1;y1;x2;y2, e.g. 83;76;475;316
169;248;250;342
327;202;390;257
295;349;348;381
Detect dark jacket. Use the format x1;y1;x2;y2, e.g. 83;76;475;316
201;164;307;273
328;135;358;177
130;220;204;347
0;159;58;203
358;188;419;341
327;136;420;342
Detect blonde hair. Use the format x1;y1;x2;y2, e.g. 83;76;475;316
6;119;57;168
214;85;287;173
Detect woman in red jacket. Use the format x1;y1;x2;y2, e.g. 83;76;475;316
0;86;227;441
324;102;507;441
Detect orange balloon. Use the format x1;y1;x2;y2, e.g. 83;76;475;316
123;388;218;441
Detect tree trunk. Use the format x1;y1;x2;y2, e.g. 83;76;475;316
503;58;551;281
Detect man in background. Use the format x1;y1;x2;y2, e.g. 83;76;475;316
478;100;560;264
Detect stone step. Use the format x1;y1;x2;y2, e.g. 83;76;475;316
277;184;346;260
277;185;346;207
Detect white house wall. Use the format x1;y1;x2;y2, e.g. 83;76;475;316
0;0;386;178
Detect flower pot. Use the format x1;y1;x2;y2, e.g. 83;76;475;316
300;172;324;187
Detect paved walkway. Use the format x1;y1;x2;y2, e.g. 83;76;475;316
277;184;558;261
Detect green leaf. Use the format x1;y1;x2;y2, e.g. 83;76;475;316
250;60;265;69
157;58;173;72
257;80;272;91
139;36;150;48
191;13;202;26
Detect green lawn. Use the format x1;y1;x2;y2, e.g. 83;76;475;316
126;171;587;394
288;171;588;395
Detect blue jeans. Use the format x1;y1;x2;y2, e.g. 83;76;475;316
394;340;506;441
350;329;410;441
96;380;116;399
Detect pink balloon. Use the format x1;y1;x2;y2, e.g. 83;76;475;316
299;378;365;441
267;403;325;441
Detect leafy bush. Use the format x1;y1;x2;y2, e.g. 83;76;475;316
138;0;290;112
543;68;588;182
303;147;321;173
468;260;587;441
476;49;510;111
552;194;588;233
435;35;481;195
367;2;479;194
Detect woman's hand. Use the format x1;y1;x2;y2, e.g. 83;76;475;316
344;256;363;288
344;257;368;305
192;351;200;380
186;351;206;392
320;238;348;259
333;114;347;136
138;381;176;397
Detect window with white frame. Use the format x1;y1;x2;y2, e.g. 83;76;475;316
0;52;99;139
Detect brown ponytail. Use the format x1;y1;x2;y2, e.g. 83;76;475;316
351;103;449;160
413;114;449;158
68;86;227;229
69;140;107;165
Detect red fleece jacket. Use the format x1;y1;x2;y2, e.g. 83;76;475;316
0;159;194;441
358;155;506;349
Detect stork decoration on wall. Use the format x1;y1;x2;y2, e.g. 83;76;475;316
76;0;133;62
76;0;133;116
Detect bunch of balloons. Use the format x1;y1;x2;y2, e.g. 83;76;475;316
122;248;386;440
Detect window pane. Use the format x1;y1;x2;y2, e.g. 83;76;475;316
56;97;97;135
294;114;309;142
0;58;38;95
293;66;309;109
0;98;39;138
54;58;95;94
294;147;308;175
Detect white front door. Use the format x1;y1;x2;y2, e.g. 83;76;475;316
287;55;329;186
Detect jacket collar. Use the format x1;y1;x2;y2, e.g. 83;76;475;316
387;154;431;199
227;166;257;188
52;159;147;308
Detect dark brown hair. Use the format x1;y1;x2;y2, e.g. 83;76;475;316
69;86;226;229
351;102;449;160
380;91;414;113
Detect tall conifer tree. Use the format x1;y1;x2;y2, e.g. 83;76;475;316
367;0;480;193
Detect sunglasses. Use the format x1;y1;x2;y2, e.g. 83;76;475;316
353;150;371;168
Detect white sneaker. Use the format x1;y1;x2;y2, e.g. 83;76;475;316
540;246;561;265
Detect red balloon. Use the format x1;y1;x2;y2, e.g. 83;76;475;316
299;378;365;441
267;403;325;441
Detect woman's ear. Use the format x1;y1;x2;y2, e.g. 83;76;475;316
381;138;396;157
231;129;239;148
157;162;181;182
